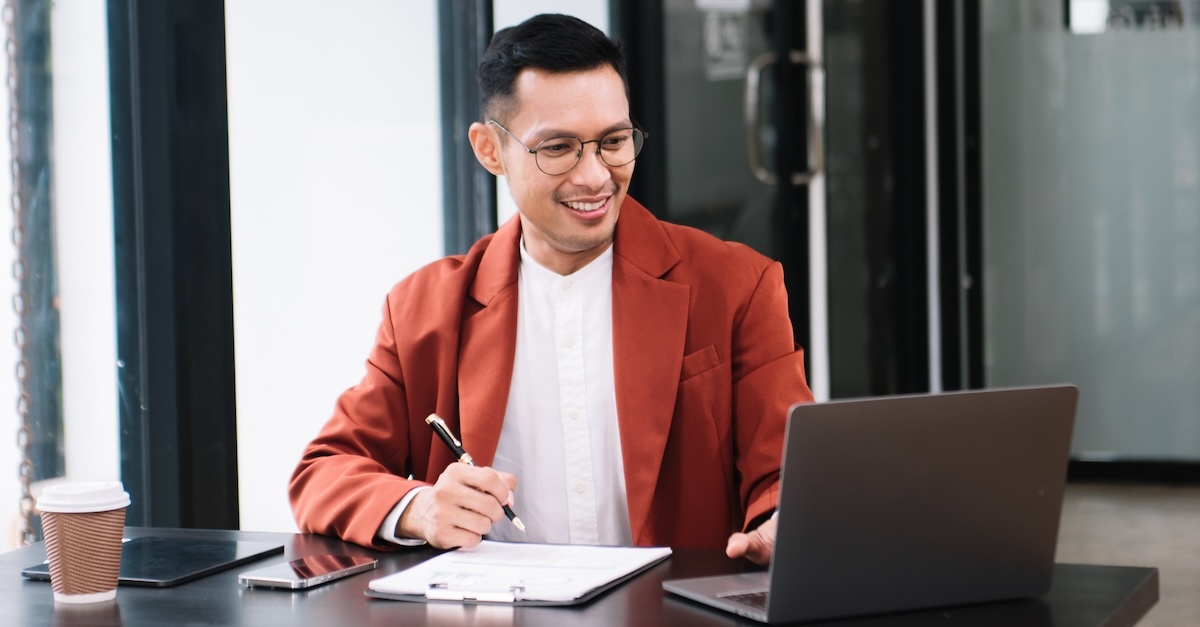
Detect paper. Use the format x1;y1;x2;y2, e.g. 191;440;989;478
368;541;672;603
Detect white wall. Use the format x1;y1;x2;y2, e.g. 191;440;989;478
52;0;119;488
226;1;444;532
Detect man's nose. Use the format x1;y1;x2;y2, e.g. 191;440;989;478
568;142;611;185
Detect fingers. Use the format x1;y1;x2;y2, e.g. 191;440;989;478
726;517;776;565
400;464;517;549
725;533;750;559
495;470;519;495
726;531;771;565
441;463;514;515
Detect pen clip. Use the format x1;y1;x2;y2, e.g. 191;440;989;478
426;414;474;465
425;414;462;448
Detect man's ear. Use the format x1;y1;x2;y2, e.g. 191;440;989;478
468;122;505;176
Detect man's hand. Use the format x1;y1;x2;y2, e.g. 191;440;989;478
397;463;518;549
725;516;776;565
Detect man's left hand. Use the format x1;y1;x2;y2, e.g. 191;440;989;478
725;516;775;565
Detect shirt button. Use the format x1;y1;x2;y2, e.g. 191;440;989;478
568;410;580;421
575;482;587;494
561;281;572;291
563;336;575;348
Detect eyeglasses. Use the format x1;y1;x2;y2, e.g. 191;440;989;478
488;119;647;176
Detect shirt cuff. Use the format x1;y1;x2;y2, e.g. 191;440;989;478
377;486;431;546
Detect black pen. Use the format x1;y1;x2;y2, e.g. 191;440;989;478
425;414;526;532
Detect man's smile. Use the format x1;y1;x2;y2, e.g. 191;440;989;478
561;195;612;219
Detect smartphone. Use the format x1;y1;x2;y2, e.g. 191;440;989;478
238;554;378;590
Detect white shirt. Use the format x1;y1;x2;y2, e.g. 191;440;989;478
379;241;632;545
487;241;631;545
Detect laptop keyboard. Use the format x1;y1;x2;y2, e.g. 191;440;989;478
720;590;769;610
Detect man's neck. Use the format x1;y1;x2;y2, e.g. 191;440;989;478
520;235;614;275
523;240;613;276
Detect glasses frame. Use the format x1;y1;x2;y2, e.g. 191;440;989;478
487;119;647;176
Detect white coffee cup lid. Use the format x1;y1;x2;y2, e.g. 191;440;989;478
36;481;131;514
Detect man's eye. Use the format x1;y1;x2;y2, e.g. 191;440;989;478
539;141;576;156
601;135;629;149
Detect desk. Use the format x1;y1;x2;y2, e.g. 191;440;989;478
1;527;1158;626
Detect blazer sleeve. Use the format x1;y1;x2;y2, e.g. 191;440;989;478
289;295;429;549
731;261;814;530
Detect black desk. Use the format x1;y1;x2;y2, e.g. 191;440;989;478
1;527;1158;626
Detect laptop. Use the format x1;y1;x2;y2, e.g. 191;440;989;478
663;384;1077;624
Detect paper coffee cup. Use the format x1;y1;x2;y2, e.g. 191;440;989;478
36;481;131;604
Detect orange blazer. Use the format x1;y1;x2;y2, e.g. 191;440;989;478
289;198;813;550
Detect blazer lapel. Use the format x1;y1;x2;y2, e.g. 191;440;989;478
611;199;688;544
457;216;521;466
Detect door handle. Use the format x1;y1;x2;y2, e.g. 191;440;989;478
744;49;824;186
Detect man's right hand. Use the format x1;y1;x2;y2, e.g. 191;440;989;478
397;463;518;549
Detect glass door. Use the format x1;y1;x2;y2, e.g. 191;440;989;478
977;0;1200;462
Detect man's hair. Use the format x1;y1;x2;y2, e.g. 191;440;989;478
477;14;629;122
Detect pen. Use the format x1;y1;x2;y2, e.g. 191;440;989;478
425;414;526;532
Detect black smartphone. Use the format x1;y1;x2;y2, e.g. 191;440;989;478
237;554;378;590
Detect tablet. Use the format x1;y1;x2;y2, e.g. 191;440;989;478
22;536;284;588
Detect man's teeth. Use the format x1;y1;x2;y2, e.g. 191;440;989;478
565;199;605;211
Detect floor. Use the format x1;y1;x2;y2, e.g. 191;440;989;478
1055;482;1200;626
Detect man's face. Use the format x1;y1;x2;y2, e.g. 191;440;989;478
484;66;634;275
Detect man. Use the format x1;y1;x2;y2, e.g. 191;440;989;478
289;14;812;565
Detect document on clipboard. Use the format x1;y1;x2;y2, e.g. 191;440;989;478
366;541;672;606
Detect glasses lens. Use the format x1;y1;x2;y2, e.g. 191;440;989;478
532;129;645;175
598;129;644;168
534;137;584;175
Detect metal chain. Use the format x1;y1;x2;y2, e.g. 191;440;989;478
3;0;35;546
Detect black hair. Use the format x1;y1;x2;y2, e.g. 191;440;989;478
477;14;629;121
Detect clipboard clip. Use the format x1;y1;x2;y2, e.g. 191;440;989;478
426;582;525;603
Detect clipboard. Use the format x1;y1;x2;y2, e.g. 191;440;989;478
364;541;671;606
